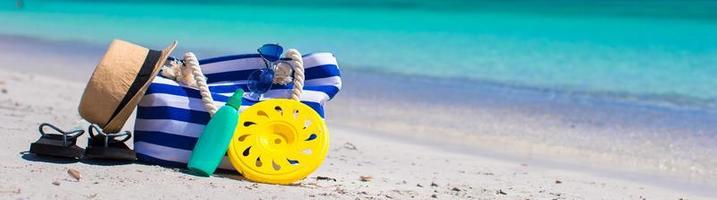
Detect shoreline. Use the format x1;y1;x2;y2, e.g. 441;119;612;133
332;64;717;181
2;33;715;113
2;34;717;195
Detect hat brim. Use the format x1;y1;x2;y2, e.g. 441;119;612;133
102;41;178;133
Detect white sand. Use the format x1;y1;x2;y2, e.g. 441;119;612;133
0;69;711;199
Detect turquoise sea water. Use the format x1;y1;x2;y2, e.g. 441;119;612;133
1;0;716;110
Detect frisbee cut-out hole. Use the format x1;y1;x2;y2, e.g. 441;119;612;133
305;134;317;141
258;110;269;118
304;120;312;129
255;157;263;167
242;146;251;156
287;159;299;165
272;160;281;171
274;106;283;116
243;121;256;127
238;134;250;142
302;148;313;155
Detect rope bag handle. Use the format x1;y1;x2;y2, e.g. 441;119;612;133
162;49;304;116
279;49;304;101
183;52;217;115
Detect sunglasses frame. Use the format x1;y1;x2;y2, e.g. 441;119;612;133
247;44;286;100
257;44;283;69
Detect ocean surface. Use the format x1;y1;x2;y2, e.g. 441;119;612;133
1;0;716;110
1;0;717;188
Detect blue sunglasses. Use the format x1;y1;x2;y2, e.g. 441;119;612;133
258;44;283;63
246;44;284;100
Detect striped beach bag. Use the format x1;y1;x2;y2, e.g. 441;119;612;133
133;52;341;169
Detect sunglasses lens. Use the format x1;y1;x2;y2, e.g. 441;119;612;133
258;44;283;62
247;68;274;95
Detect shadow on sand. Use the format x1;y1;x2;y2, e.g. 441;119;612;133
20;151;78;164
79;159;134;166
20;151;134;166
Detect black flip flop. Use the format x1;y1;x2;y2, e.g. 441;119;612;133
84;124;137;161
29;123;85;159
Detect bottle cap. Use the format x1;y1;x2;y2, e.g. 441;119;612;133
227;89;244;108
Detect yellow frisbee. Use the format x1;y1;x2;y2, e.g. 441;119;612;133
227;99;329;184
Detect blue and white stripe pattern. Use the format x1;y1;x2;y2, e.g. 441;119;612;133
133;52;341;169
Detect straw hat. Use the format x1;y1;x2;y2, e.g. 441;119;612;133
79;39;177;133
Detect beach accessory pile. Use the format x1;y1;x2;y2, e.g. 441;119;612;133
30;40;177;161
29;39;342;185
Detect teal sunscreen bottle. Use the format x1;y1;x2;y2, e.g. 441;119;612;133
188;89;244;176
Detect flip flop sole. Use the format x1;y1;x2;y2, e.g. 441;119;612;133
84;146;137;161
29;142;84;159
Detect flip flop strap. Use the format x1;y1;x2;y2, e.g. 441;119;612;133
88;124;132;147
38;123;84;146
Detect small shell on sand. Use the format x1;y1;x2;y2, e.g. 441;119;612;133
67;168;81;181
359;176;372;182
343;142;357;150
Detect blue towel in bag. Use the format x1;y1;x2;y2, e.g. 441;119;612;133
133;52;341;169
